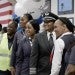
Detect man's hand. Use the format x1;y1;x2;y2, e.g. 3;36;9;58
65;64;75;75
10;67;16;75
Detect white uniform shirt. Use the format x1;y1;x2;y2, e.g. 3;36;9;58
47;31;56;45
50;32;72;75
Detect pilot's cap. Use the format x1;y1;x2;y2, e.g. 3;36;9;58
42;12;58;23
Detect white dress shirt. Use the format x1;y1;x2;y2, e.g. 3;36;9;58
47;31;56;45
29;37;33;47
50;32;72;75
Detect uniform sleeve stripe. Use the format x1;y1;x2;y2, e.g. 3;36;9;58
30;68;36;74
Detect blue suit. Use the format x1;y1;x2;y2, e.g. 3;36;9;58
10;29;25;67
16;37;31;75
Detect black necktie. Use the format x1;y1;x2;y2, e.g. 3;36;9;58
29;38;32;42
49;33;54;50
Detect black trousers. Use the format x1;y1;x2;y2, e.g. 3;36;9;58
0;70;11;75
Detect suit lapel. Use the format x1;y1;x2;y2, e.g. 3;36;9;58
25;37;32;50
42;31;50;52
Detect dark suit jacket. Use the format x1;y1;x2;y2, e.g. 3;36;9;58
30;31;54;75
16;37;31;75
10;29;25;67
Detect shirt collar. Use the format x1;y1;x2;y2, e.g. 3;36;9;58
60;32;72;38
47;31;56;40
47;31;56;37
29;37;32;40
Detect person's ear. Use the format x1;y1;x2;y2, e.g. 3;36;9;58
62;24;67;30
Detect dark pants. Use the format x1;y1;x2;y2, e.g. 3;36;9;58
0;70;11;75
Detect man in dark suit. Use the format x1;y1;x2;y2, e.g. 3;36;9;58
29;12;58;75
